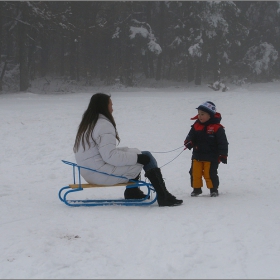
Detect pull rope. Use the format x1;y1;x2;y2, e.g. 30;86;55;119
149;146;186;169
159;148;185;169
151;146;184;153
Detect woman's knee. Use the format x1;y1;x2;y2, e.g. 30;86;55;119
141;151;153;158
141;151;158;170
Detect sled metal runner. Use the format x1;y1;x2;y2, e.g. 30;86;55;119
59;160;157;207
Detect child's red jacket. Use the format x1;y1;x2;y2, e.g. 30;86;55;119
185;112;229;163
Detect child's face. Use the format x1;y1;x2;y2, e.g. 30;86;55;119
197;109;211;123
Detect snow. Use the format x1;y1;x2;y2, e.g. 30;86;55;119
1;80;280;279
130;26;150;39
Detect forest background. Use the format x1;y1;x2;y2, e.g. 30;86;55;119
1;1;280;93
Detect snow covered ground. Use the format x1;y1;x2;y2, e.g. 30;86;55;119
1;80;280;279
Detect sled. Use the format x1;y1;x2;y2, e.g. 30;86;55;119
59;160;157;207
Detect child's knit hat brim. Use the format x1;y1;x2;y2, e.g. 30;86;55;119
196;101;216;117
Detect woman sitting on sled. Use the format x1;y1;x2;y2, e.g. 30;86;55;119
73;93;183;207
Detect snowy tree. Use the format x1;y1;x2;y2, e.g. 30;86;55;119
0;1;74;91
165;1;248;85
243;42;278;81
190;1;247;85
129;19;162;80
240;1;280;81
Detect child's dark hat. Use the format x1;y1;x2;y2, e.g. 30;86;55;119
196;101;216;117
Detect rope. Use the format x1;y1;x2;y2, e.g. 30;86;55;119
151;146;184;153
159;148;185;169
149;145;186;168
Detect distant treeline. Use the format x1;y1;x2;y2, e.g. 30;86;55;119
0;1;280;91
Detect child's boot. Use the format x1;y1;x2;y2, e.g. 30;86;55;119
210;188;219;197
191;187;202;197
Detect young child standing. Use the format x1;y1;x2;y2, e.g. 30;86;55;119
184;101;228;197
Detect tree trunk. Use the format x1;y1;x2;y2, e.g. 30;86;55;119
124;42;133;86
60;35;65;76
148;52;154;78
212;50;220;81
76;38;79;82
18;3;29;91
0;1;2;63
28;30;37;80
194;57;202;85
69;34;76;80
142;52;149;78
187;57;194;82
0;59;7;91
156;53;162;81
0;2;3;91
40;31;49;77
84;20;91;83
99;35;107;82
156;1;164;81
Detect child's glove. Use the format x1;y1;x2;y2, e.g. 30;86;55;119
184;140;193;150
218;155;227;164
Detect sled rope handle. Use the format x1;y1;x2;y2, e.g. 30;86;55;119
151;146;184;153
149;146;186;169
159;148;185;169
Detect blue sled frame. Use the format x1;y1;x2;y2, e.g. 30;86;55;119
59;160;157;207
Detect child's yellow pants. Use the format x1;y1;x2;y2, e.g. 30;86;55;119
189;159;219;189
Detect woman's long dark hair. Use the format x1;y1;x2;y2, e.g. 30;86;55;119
73;93;120;152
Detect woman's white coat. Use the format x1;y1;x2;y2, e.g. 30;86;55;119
75;114;143;185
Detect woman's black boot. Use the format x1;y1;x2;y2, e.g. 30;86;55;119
145;168;183;207
124;173;149;199
124;187;147;199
